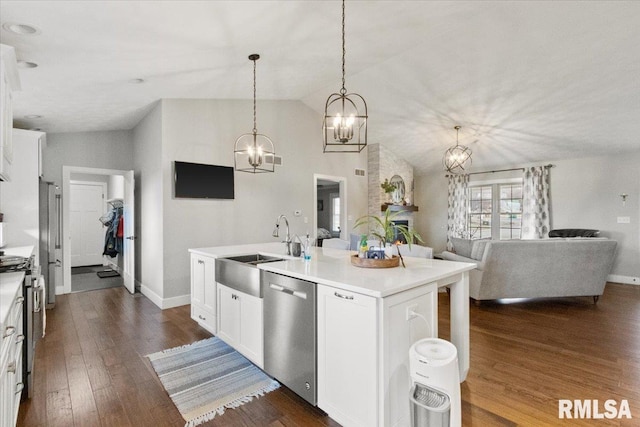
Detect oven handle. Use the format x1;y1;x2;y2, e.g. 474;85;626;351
33;278;44;313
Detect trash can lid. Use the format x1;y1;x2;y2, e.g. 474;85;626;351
411;338;457;365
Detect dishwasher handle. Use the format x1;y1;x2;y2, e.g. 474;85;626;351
269;283;308;300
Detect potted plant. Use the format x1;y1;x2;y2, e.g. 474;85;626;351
354;209;424;251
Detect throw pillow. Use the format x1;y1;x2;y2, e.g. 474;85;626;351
451;237;473;258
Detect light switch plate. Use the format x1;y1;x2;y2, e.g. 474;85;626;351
617;216;631;224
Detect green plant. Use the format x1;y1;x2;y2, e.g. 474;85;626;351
353;209;424;248
380;178;396;194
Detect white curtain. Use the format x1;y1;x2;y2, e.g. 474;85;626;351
446;174;469;251
522;166;551;239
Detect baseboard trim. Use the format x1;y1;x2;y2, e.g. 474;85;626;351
140;285;190;309
607;274;640;286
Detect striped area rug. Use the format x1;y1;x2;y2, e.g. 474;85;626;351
147;337;280;427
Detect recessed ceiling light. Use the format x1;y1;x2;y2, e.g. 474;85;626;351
24;115;42;119
128;78;145;84
17;60;38;69
2;22;39;35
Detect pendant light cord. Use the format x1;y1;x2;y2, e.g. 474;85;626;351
253;58;257;134
340;0;346;95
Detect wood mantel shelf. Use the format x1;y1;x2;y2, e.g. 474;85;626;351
381;204;419;212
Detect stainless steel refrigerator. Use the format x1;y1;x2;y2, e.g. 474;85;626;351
39;179;61;307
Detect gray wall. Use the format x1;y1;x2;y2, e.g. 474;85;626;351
132;102;164;299
414;152;640;280
317;185;339;232
41;130;134;185
159;99;369;299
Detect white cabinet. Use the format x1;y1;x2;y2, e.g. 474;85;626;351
216;283;263;368
317;285;378;427
190;253;216;334
0;44;20;182
1;286;24;427
317;283;437;427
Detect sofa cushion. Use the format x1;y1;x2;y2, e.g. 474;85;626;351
451;238;473;258
470;239;490;261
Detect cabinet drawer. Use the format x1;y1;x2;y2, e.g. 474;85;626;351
191;304;215;325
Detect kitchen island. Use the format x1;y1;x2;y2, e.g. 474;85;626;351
189;242;475;427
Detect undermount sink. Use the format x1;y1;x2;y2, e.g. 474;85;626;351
215;254;284;298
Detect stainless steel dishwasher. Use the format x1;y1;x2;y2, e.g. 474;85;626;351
262;270;317;406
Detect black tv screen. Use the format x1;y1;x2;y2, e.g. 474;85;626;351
174;161;234;199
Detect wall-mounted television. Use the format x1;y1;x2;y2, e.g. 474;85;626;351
174;161;234;199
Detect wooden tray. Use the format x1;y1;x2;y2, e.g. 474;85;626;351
351;254;400;268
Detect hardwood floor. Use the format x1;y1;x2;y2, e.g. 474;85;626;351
18;283;639;426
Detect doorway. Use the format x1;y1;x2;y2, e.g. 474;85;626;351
313;174;347;246
62;166;136;295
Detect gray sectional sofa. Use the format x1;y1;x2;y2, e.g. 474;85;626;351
441;238;617;303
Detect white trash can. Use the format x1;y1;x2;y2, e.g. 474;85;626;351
409;338;461;427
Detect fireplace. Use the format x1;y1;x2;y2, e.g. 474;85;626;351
391;220;409;244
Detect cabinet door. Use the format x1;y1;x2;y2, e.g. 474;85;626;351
190;254;217;333
191;255;205;306
217;283;240;347
202;256;216;314
317;285;378;427
237;292;263;368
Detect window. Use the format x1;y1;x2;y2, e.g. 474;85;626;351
469;185;493;239
330;193;341;234
499;183;522;240
468;181;522;240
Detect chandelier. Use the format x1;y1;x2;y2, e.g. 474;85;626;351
323;0;367;153
234;54;275;173
443;126;472;174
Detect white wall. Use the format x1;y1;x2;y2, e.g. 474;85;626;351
133;102;164;300
414;152;640;280
159;99;369;299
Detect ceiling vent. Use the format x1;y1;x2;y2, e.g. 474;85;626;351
355;168;365;177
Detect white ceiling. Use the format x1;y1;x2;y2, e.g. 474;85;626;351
1;1;639;175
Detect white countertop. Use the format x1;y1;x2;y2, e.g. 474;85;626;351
1;245;34;259
0;271;25;332
190;242;476;298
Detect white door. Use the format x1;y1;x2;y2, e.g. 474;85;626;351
70;182;106;267
122;170;135;294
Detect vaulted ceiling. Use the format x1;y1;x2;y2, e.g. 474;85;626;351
1;1;639;175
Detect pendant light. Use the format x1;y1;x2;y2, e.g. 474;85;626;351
443;126;472;174
323;0;367;153
234;54;275;173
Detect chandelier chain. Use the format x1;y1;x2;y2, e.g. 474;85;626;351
340;0;346;95
252;58;257;134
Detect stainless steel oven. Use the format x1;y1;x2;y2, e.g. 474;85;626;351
0;253;43;399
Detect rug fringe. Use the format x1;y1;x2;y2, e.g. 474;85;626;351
147;337;214;360
183;380;280;427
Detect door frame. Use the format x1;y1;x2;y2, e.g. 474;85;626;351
62;166;133;294
313;174;347;241
69;180;108;268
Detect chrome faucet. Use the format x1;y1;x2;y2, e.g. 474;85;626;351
272;214;292;255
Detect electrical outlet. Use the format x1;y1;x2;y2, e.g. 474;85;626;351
303;216;308;224
617;216;631;224
406;304;418;321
